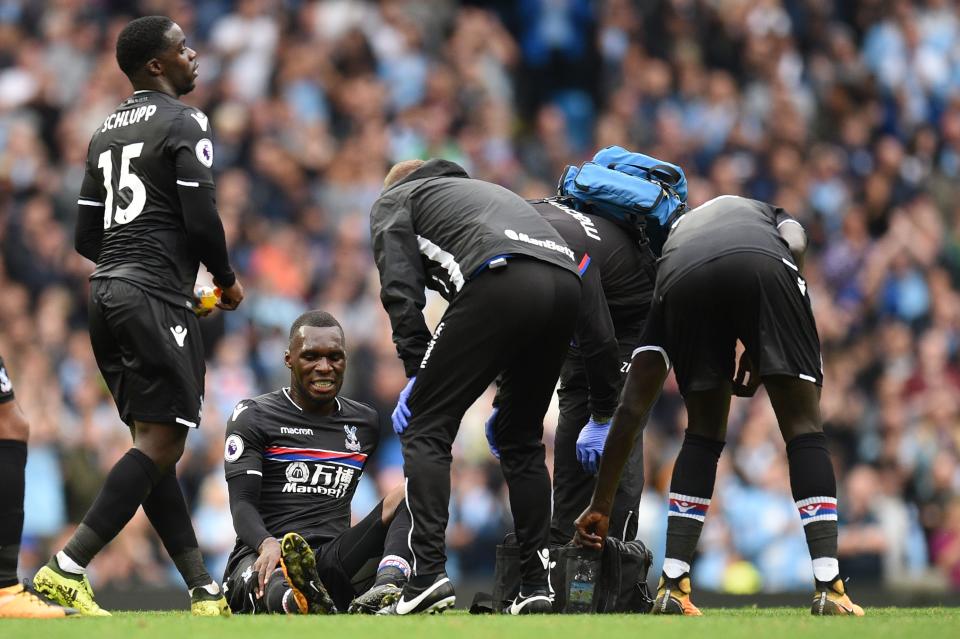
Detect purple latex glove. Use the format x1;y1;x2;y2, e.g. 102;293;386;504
485;408;500;459
391;376;416;434
576;417;611;474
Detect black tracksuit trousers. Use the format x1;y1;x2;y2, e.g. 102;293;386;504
401;259;580;589
549;342;646;546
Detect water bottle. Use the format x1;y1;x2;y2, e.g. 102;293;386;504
193;286;220;316
566;550;601;613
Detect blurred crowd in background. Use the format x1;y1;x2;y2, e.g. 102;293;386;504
1;0;959;596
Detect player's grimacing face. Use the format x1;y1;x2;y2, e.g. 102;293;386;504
160;23;198;95
286;326;346;404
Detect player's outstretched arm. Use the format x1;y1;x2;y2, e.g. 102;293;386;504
575;348;669;549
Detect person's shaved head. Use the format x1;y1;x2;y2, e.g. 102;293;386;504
383;159;425;189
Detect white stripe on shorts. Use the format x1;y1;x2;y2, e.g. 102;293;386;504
632;345;671;371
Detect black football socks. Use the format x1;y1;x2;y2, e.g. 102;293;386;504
142;470;213;590
0;440;27;588
787;432;840;583
662;432;725;579
377;502;412;586
59;448;162;572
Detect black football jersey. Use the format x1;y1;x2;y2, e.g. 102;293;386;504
223;389;380;563
657;195;798;293
531;199;655;336
78;90;216;307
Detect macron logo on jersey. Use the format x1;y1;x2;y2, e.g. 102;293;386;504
232;403;249;422
191;111;208;131
170;325;187;347
281;426;315;436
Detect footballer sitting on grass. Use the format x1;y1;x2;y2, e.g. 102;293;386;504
221;310;412;615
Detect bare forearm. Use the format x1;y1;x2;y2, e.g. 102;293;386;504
588;350;669;512
591;405;645;511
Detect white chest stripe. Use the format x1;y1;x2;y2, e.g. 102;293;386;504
417;235;464;292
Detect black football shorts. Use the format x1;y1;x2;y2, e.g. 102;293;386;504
638;251;823;396
0;355;14;404
88;278;205;427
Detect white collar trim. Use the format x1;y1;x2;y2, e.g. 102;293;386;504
282;387;302;411
282;388;341;413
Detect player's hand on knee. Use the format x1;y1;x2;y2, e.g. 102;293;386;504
576;417;611;474
254;537;281;597
216;278;244;311
484;408;500;459
391;376;416;434
573;507;609;551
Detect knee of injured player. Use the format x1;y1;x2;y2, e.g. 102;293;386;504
381;485;406;524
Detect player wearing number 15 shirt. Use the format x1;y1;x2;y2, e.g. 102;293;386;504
34;17;242;617
74;17;244;429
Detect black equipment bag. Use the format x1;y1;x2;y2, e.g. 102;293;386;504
481;534;653;614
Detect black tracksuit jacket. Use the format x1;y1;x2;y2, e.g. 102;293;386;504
370;160;579;377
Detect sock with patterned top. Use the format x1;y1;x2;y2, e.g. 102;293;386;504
662;432;725;578
787;432;839;583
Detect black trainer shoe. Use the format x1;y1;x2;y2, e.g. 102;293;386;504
508;589;552;615
378;574;455;615
279;532;337;614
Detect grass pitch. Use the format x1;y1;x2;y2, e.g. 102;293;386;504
2;608;957;639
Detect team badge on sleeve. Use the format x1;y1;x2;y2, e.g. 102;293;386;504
225;434;244;462
196;138;214;167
